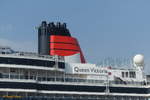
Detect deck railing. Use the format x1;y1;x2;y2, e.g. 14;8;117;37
0;53;65;62
0;74;147;86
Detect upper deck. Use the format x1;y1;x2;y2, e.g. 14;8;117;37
0;46;148;88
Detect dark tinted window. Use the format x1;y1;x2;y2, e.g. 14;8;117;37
0;57;58;68
122;72;125;78
58;62;65;69
129;71;136;78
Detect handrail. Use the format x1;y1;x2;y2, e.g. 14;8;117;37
0;74;146;86
0;54;65;61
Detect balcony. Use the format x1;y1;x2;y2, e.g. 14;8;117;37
0;74;146;87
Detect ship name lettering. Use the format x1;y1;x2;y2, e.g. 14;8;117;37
90;68;104;73
74;67;90;73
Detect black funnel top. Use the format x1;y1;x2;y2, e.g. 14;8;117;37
40;21;71;36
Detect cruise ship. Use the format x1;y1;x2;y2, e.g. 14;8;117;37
0;21;149;100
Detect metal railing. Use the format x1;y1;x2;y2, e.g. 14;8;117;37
0;53;65;62
0;74;147;86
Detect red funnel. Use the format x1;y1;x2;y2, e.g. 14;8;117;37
49;35;86;63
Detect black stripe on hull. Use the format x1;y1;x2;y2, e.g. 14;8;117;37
38;84;148;94
0;82;147;94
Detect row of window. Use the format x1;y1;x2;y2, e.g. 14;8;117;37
0;82;147;94
122;71;136;78
0;92;147;100
0;57;65;69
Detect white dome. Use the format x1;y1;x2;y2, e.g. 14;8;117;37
133;54;144;66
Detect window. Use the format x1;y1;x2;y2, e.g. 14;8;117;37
58;62;65;69
0;57;57;68
122;72;125;78
129;71;136;78
125;72;128;77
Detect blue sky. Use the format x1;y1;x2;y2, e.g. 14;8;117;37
0;0;150;72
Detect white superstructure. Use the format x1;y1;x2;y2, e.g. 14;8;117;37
0;47;148;100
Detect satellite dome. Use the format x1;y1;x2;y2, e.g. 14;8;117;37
133;54;144;66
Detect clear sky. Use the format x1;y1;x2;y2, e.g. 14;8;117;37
0;0;150;72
